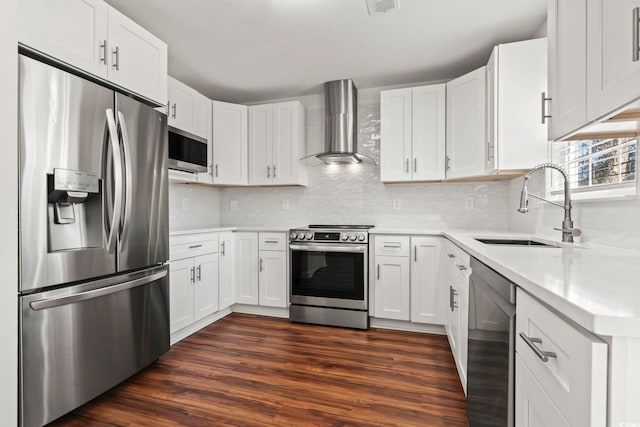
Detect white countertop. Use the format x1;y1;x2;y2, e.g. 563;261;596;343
445;231;640;338
169;225;301;236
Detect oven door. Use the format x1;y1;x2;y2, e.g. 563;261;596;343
289;243;368;310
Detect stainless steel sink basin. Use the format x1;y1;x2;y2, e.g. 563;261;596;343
475;238;559;248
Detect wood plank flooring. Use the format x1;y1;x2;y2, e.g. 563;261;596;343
51;313;468;426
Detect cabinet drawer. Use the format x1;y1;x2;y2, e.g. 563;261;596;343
170;233;219;260
375;235;410;257
516;290;607;427
259;232;286;251
443;239;470;269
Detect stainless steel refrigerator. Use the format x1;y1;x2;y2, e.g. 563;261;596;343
18;54;170;427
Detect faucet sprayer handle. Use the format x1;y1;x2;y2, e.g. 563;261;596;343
554;227;582;237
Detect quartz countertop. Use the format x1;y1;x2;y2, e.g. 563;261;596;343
444;231;640;338
169;225;302;236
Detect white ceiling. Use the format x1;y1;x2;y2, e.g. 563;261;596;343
105;0;547;104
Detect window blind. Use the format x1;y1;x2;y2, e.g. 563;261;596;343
550;137;637;194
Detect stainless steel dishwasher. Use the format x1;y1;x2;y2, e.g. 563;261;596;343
467;258;516;427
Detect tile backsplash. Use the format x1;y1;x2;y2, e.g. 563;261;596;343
169;182;220;230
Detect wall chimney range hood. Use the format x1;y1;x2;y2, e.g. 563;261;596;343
306;79;376;165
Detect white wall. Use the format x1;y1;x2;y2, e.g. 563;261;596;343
507;174;640;250
169;183;221;230
0;0;19;424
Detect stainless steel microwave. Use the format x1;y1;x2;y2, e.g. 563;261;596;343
168;127;208;173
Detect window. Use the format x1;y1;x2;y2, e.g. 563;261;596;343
550;137;637;199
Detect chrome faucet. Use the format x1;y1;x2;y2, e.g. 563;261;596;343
517;163;581;243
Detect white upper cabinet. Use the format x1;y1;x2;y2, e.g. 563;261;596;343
446;67;487;180
19;0;168;105
106;6;167;105
168;77;198;135
587;0;640;120
19;0;109;79
248;101;306;186
196;96;214;183
380;84;446;182
547;0;588;140
212;101;248;186
486;39;549;174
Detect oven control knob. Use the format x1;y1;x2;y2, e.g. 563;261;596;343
341;233;349;241
357;233;366;241
305;232;313;240
291;232;298;240
349;234;357;241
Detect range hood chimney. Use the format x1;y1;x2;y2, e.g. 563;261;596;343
314;79;375;165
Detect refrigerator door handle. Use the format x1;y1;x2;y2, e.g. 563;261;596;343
116;111;134;244
29;269;167;311
105;109;124;253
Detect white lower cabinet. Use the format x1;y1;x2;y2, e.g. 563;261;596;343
218;231;235;310
516;354;570;427
516;289;608;426
169;233;220;335
410;237;443;325
235;232;259;305
374;255;410;321
258;250;287;307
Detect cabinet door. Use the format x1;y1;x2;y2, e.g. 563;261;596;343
457;278;469;393
168;77;197;135
410;237;443;325
587;0;640;121
169;258;194;333
446;67;486;179
212;101;248;185
380;88;412;182
486;47;499;173
107;6;167;105
272;102;302;185
412;85;447;181
196;96;214;184
248;104;273;185
516;355;571;427
259;250;287;308
235;232;258;305
218;232;235;310
374;256;410;321
548;0;587;140
193;253;219;322
19;0;109;79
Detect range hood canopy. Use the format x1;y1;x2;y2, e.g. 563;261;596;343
305;79;376;165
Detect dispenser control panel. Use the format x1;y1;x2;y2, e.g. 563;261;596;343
54;169;99;193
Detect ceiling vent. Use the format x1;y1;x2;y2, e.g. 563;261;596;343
366;0;399;15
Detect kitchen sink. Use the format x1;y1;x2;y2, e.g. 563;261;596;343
474;238;560;248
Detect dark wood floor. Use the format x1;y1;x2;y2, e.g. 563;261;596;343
51;313;468;426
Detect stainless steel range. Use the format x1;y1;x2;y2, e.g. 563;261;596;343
289;225;373;329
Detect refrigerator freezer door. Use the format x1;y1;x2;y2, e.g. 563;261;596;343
20;265;169;427
115;94;169;271
19;55;118;292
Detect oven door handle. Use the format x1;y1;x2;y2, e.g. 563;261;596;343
289;244;368;253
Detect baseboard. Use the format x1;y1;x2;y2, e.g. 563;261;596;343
231;304;289;318
369;318;446;335
170;307;233;345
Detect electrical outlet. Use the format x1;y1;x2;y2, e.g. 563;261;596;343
181;198;188;211
392;199;401;210
230;200;237;211
465;196;474;210
282;199;289;210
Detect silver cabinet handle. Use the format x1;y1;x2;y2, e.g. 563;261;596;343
383;243;402;248
171;103;177;119
112;46;119;70
259;258;264;272
413;158;417;173
100;40;107;64
267;165;270;178
221;241;226;256
188;244;203;249
414;245;417;262
190;267;195;283
265;240;279;244
30;269;167;310
208;164;213;174
634;7;640;61
377;264;380;280
445;156;451;170
456;264;467;271
541;92;551;124
197;265;202;281
405;158;409;173
450;285;458;311
447;253;455;259
215;164;219;177
273;164;277;178
519;332;557;363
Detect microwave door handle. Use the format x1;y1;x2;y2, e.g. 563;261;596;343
105;109;124;253
116;111;133;245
